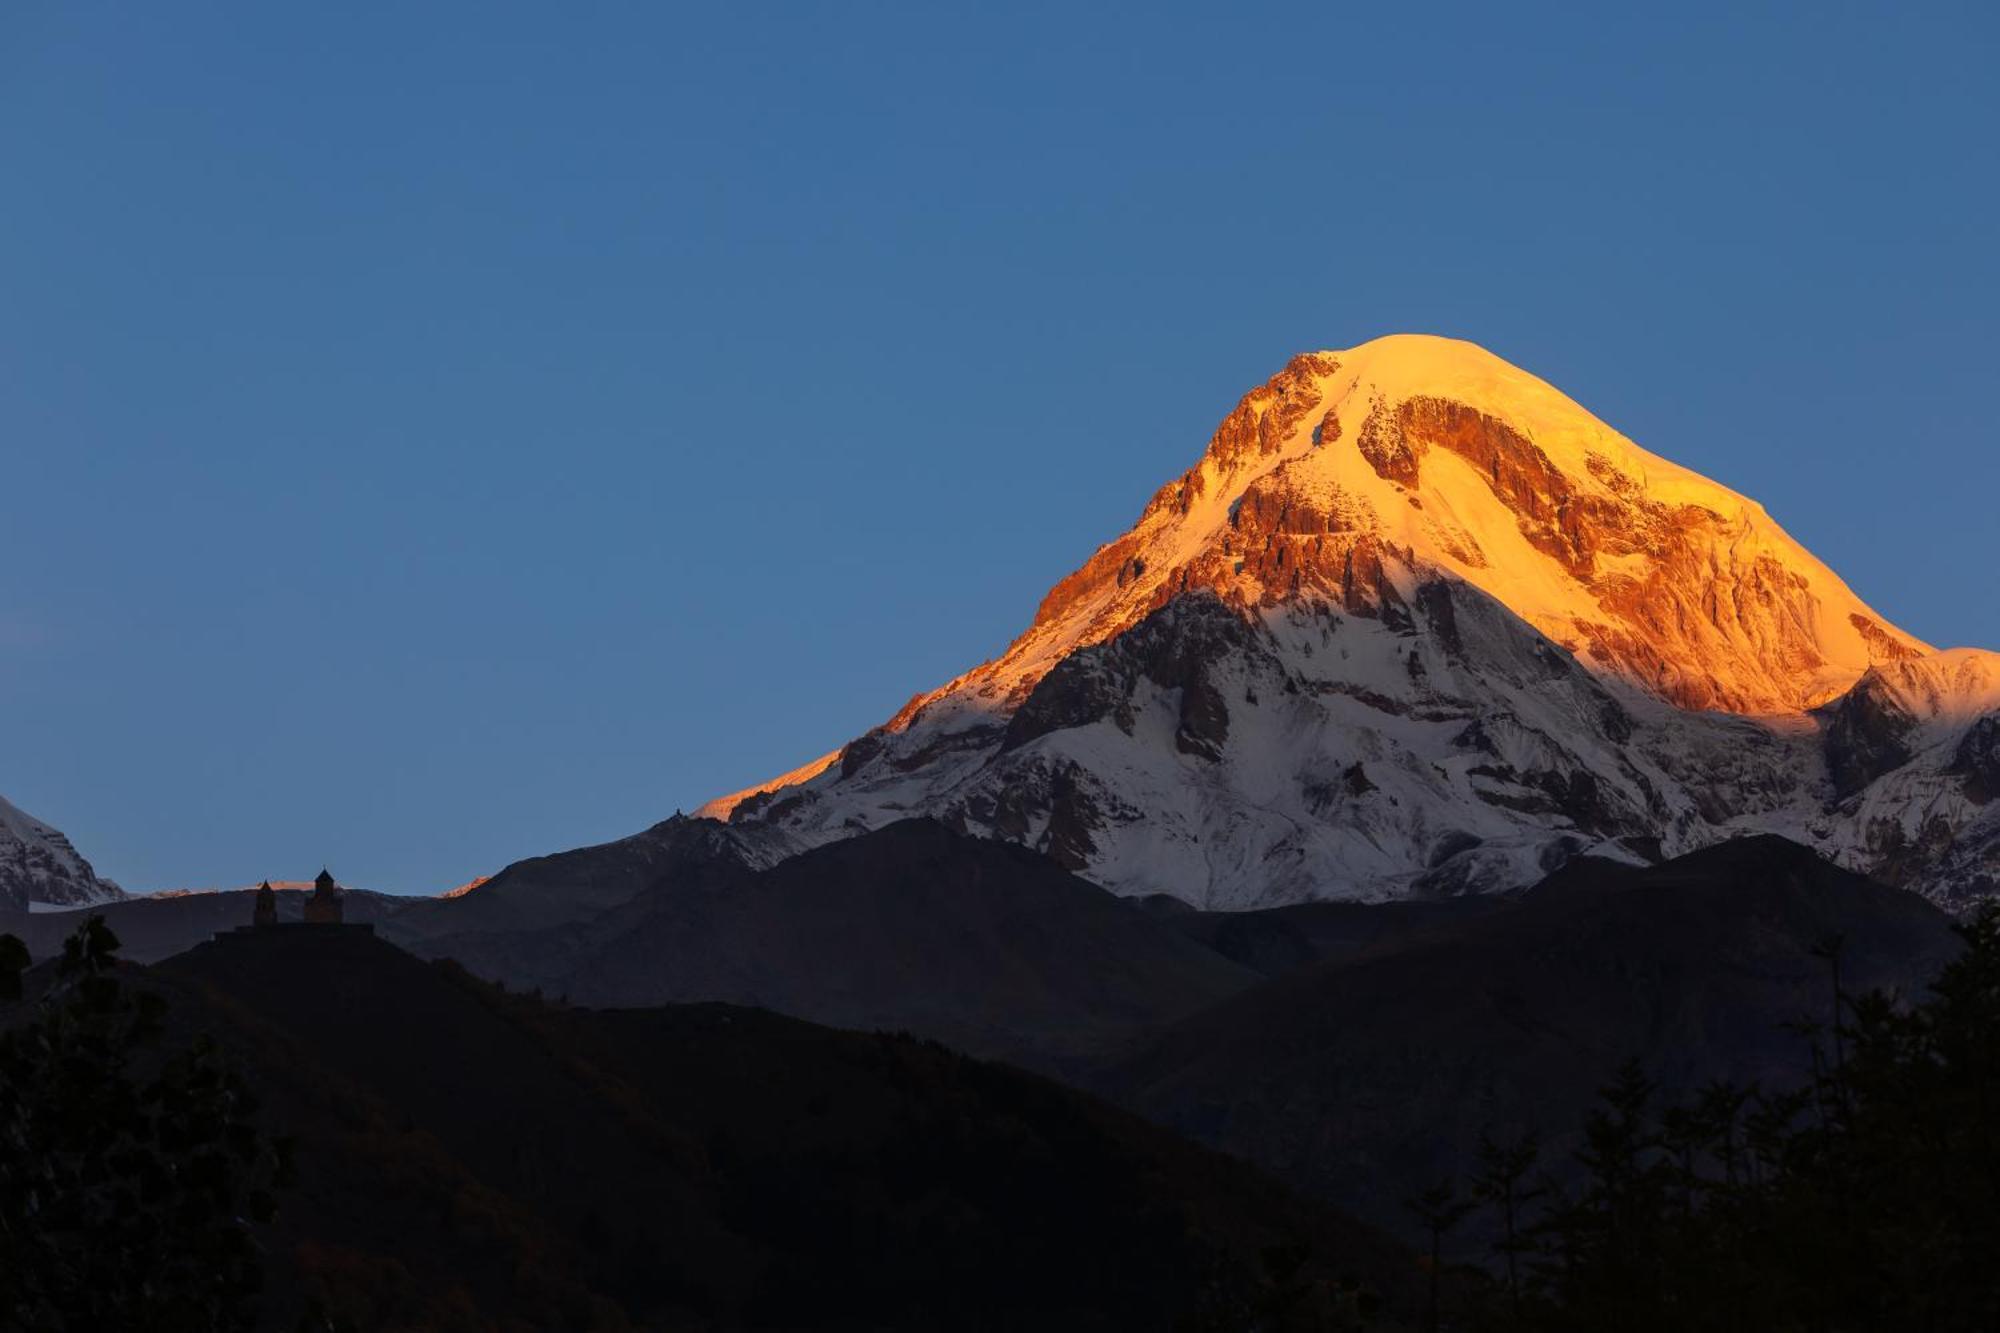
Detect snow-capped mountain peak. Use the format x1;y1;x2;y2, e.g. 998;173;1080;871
703;336;1996;908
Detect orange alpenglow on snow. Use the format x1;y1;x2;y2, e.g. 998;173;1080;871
986;336;1926;712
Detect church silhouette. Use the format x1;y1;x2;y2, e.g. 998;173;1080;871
236;868;369;936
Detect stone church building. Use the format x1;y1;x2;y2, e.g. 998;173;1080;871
248;868;347;927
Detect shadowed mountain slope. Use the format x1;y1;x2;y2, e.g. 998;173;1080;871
406;819;1263;1070
389;814;802;938
1101;835;1961;1245
1146;894;1509;978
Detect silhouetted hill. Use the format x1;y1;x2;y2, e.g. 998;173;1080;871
0;816;793;968
146;924;1421;1331
406;819;1263;1069
1102;835;1961;1246
390;814;799;938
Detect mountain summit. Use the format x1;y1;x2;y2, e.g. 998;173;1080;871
940;335;1927;716
707;337;1998;908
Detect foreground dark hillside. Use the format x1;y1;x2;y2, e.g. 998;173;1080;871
144;926;1420;1331
13;823;1970;1271
1103;836;1961;1242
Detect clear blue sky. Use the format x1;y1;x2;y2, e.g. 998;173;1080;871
3;2;1995;893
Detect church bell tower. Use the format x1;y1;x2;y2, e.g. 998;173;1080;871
303;868;344;925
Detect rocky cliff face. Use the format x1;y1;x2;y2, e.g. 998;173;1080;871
0;795;125;911
704;336;1999;908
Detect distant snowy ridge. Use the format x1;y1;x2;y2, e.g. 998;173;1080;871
0;795;126;911
702;335;2000;908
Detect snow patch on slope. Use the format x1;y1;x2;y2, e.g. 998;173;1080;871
0;795;125;910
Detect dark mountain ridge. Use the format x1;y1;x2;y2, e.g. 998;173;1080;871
399;819;1263;1071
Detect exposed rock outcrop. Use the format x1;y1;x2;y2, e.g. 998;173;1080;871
1952;716;2000;804
1821;676;1919;798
